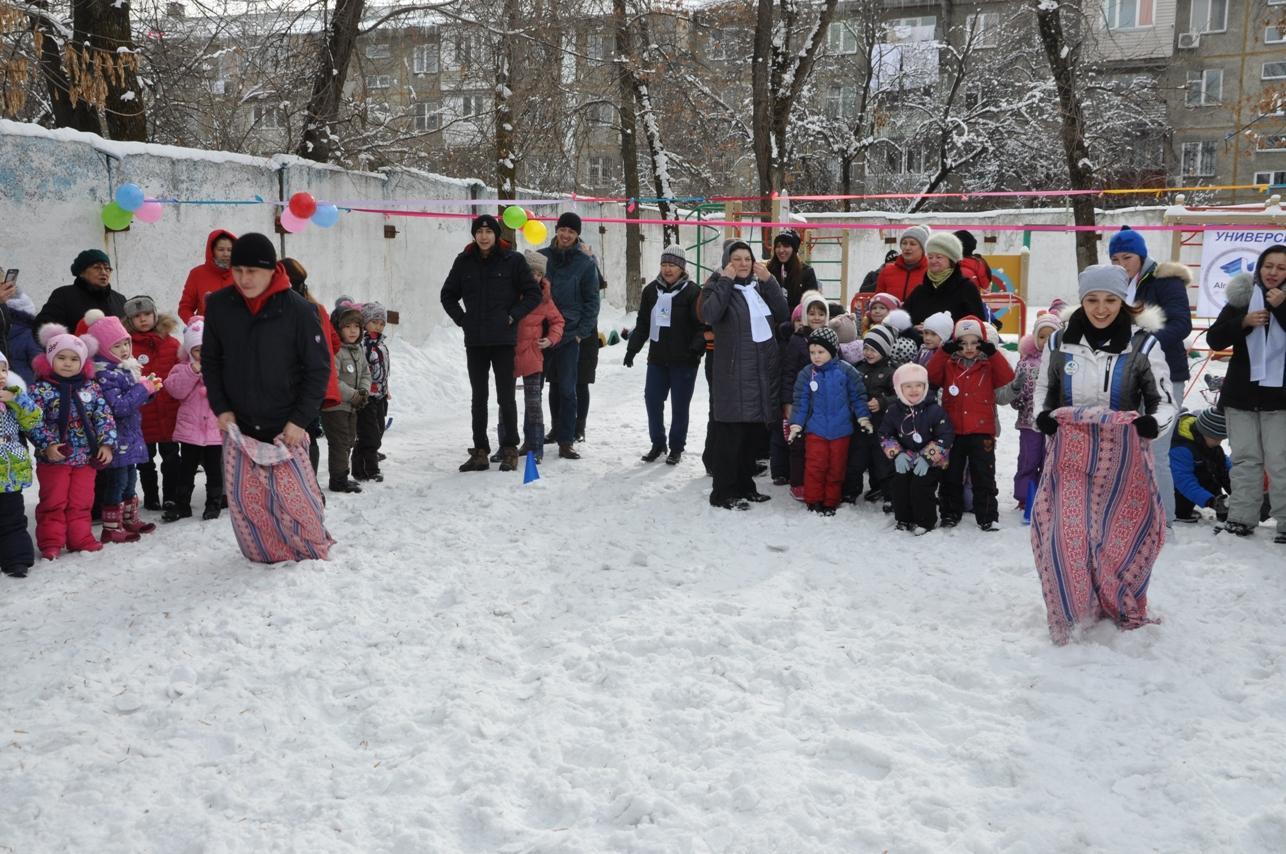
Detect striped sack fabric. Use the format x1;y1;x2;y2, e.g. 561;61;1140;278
1030;406;1165;645
223;424;335;564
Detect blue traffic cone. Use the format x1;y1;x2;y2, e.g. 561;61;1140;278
1023;481;1036;525
523;450;540;484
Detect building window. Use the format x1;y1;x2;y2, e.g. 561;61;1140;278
1180;141;1217;177
1188;0;1227;33
824;84;858;119
1263;61;1286;79
1266;26;1286;44
365;43;391;60
588;156;611;184
365;75;393;90
827;21;858;54
443;32;487;70
586;102;614;126
1257;134;1286;152
885;16;936;43
1185;69;1222;106
413;44;440;75
965;13;1000;49
251;102;282;130
587;32;611;61
457;94;487;117
1104;0;1154;30
1255;170;1286;186
414;101;441;132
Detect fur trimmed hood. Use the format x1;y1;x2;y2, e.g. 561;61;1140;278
1224;272;1255;309
1149;260;1193;285
1134;303;1165;333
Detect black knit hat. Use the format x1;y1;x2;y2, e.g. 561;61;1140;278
953;229;978;257
1195;407;1227;440
808;326;839;358
774;229;801;252
229;233;277;270
71;249;111;277
471;214;502;240
556;212;583;234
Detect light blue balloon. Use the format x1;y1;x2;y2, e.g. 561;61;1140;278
114;182;145;212
312;204;340;228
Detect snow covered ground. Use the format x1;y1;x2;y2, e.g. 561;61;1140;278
2;325;1284;854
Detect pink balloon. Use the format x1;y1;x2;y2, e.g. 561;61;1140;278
134;200;164;224
280;208;309;233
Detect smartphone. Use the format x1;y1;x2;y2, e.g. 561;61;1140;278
3;269;16;285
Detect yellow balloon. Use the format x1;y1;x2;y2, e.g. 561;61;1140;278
523;219;548;244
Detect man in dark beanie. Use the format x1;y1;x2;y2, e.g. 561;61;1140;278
539;210;601;459
441;213;541;472
34;248;127;334
202;233;331;448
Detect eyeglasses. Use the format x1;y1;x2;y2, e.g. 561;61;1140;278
88;263;113;273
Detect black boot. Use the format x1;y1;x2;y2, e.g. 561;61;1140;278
665;450;682;466
2;564;30;578
162;505;192;523
575;419;586;443
202;501;222;521
641;445;666;463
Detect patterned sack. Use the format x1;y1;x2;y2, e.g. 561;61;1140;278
1030;406;1165;645
223;424;334;564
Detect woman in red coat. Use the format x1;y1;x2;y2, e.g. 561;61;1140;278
178;230;237;323
125;295;181;511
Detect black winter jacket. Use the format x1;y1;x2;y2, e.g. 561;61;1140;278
34;277;127;333
903;269;986;325
440;243;541;347
626;275;703;368
202;278;332;443
854;358;896;426
768;258;820;310
1206;257;1286;412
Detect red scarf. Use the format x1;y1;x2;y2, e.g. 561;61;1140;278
240;265;292;316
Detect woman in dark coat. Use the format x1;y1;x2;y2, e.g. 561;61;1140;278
903;233;986;325
698;240;789;509
1205;244;1286;541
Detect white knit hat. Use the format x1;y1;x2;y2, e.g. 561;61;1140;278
923;311;955;342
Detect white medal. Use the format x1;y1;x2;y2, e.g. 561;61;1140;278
809;380;818;392
948;384;960;396
137;354;150;366
912;431;922;443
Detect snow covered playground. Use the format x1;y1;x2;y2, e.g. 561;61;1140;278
3;124;1286;852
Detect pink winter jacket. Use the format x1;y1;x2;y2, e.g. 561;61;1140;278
164;362;222;446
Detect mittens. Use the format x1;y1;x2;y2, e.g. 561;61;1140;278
623;352;635;368
1036;411;1059;436
857;417;873;434
787;424;802;443
1133;415;1159;439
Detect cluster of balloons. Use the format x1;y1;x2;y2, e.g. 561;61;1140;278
502;205;548;244
102;183;164;231
279;192;342;233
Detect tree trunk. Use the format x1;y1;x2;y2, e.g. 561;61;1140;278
72;0;146;139
29;2;99;132
1034;1;1098;269
297;0;366;162
495;0;519;206
613;0;642;311
750;0;775;201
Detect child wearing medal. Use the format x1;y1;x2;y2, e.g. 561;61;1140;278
926;315;1016;531
880;363;955;534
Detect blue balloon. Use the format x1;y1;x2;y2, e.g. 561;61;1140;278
311;204;340;228
114;182;145;212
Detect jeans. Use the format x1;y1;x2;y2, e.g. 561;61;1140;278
644;364;699;452
466;345;517;450
101;465;138;505
547;340;580;444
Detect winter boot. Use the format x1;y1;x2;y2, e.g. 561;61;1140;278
140;466;161;511
489;449;505;464
2;564;30;578
558;443;581;460
100;505;141;544
458;448;490;472
641;445;666;463
122;497;157;535
202;500;222;521
163;505;192;523
665;450;682;466
575;419;586;443
499;446;519;472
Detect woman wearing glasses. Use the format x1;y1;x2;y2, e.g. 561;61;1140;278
33;249;127;335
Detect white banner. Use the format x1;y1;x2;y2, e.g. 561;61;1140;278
1198;228;1286;316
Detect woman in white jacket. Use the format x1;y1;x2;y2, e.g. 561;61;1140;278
1034;264;1176;441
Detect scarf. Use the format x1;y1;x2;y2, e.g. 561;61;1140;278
650;278;689;342
51;373;100;455
1247;284;1286;387
926;268;952;287
734;279;774;343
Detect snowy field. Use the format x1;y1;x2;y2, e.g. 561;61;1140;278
2;323;1284;854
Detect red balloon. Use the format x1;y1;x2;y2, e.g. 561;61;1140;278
288;192;317;219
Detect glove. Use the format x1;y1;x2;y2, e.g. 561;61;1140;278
1133;415;1159;439
623;351;635;368
1036;411;1059;436
913;454;931;477
353;388;370;409
787;424;802;444
894;451;914;474
979;341;997;357
857;417;873;434
1212;494;1229;522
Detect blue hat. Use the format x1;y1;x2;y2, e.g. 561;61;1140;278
1108;226;1148;260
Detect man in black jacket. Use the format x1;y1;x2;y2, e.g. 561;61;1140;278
440;214;541;473
34;249;127;333
202;233;331;447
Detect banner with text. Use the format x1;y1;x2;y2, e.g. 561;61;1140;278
1198;228;1286;316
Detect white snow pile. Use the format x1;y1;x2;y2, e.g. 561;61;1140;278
2;329;1284;853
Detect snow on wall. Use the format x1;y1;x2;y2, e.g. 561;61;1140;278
0;121;666;344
